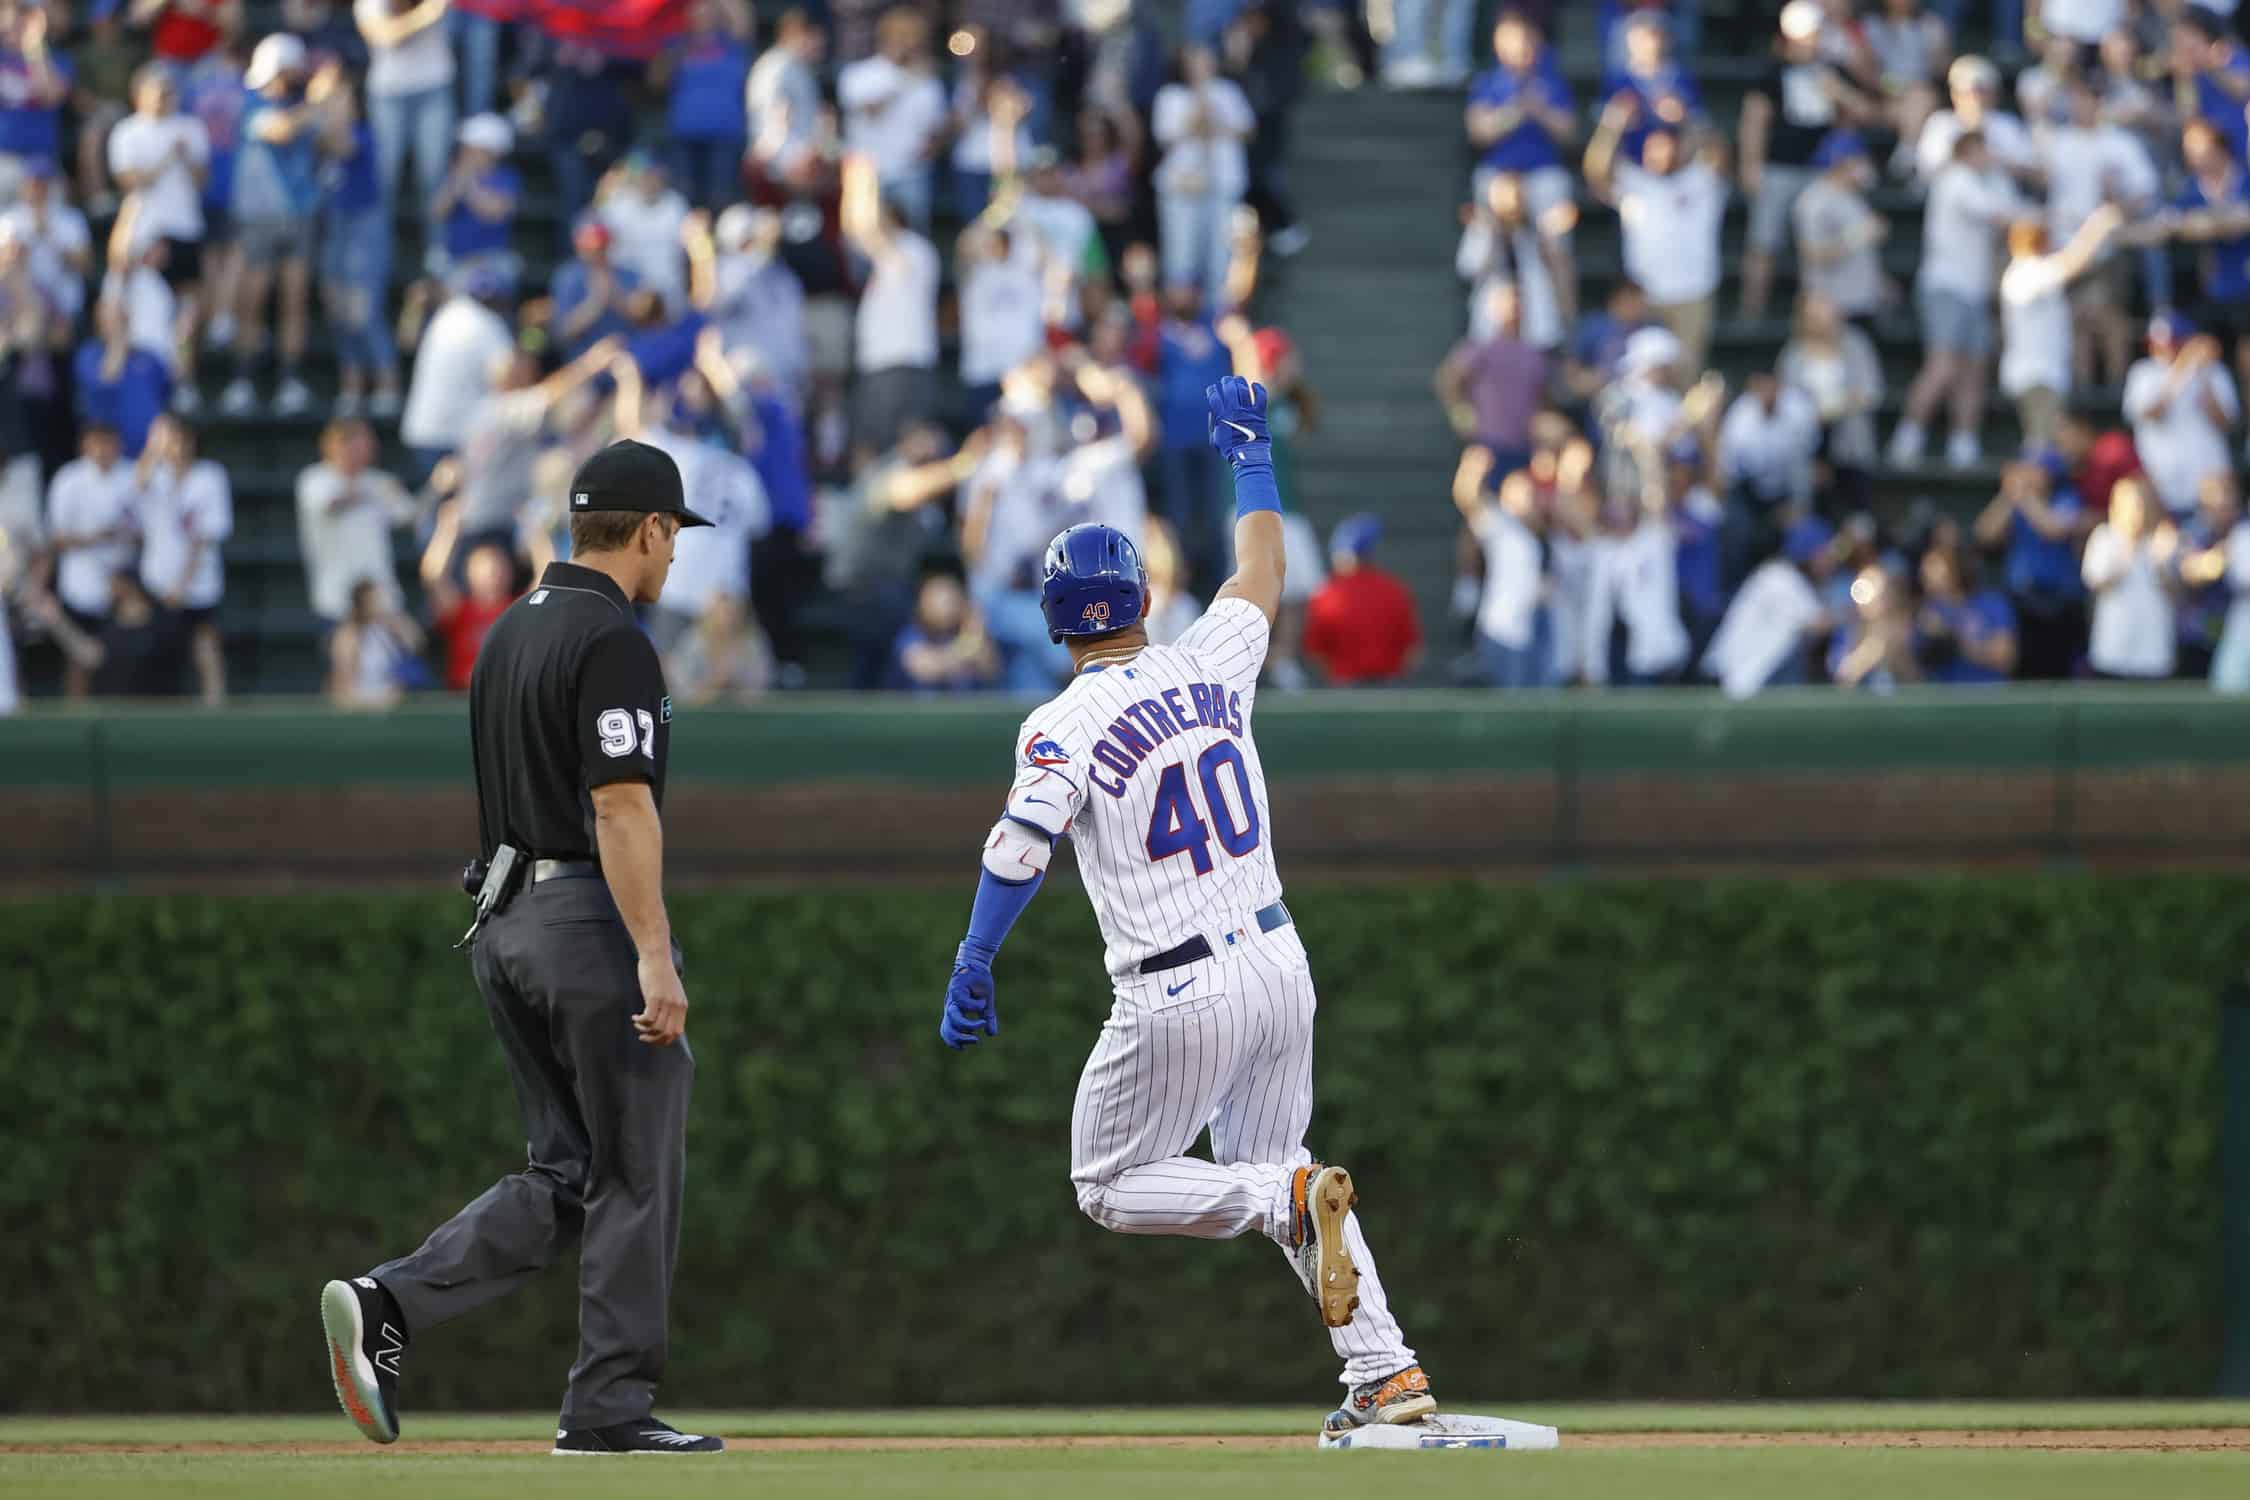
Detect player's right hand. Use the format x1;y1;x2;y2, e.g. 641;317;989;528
939;961;999;1049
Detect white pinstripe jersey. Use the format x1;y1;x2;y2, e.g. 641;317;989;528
1003;598;1281;978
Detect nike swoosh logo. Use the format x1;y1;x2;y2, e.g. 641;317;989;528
1221;420;1258;443
1166;978;1195;997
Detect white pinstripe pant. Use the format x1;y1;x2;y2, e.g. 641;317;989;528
1069;924;1417;1387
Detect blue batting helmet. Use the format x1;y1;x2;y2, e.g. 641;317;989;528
1040;523;1147;643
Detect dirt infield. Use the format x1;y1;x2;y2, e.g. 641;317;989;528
14;1429;2250;1457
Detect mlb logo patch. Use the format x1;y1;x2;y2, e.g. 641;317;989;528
1023;733;1070;767
1082;601;1110;625
529;590;549;605
573;491;591;507
660;696;673;723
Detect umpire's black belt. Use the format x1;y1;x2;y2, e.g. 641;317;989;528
532;859;601;884
1138;902;1292;975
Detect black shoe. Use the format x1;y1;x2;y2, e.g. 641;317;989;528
552;1417;725;1456
321;1277;405;1444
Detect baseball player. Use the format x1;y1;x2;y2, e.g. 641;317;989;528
936;376;1437;1435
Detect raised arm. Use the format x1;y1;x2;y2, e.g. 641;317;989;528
357;0;451;50
1205;375;1284;627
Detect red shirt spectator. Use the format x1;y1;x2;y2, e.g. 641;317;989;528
1302;515;1422;684
2058;417;2140;516
425;537;521;690
146;0;236;63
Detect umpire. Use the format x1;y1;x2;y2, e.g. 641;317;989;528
321;440;726;1457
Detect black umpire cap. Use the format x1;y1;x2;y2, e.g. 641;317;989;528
567;439;714;527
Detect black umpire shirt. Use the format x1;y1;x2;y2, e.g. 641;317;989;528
469;561;670;863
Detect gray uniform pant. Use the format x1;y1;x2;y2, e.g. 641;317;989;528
370;873;694;1430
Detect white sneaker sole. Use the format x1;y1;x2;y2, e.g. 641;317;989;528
319;1280;398;1444
1308;1167;1361;1329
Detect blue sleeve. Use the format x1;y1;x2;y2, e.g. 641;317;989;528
958;865;1042;969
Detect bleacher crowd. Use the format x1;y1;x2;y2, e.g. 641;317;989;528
1442;0;2250;694
5;0;2250;707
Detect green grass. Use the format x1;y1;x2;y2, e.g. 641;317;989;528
5;1408;2249;1500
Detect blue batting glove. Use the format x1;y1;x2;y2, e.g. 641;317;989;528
1205;376;1271;466
939;959;999;1049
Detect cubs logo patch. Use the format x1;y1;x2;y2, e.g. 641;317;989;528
1023;733;1071;768
1082;601;1111;625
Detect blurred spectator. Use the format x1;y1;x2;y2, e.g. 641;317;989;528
1436;283;1546;476
2201;484;2250;692
1998;206;2120;449
1739;1;1877;321
354;0;455;228
1916;54;2041;186
443;0;508;117
400;267;514;479
2168;117;2250;411
328;573;423;707
2173;471;2237;676
44;421;138;699
453;337;624;561
1974;450;2090;679
1718;369;1821;577
840;152;938;461
745;7;826;192
958;217;1044;419
2037;76;2151;387
1863;0;1949;152
666;591;772;702
549;217;639;357
1130;265;1233;588
1830;562;1920;691
2168;7;2250;163
826;421;964;686
1455;170;1568;350
658;0;752;210
595;153;689;312
1581;469;1691;686
894;566;999;692
11;157;87;325
1778;291;1881;513
1793;130;1888;324
1465;12;1577;302
223;34;320;417
76;286;172;457
0;4;72;198
1558;278;1649;409
1138;516;1201;644
1663;434;1726;651
838;6;945;232
27;567;187;696
693;204;807;398
1017;145;1109;288
1233;0;1309;257
2123;316;2237;517
1892;128;2025;469
315;71;400;417
647;423;765;658
432;112;519;285
1916;540;2017;683
1586;105;1725;373
2015;31;2084;127
108;65;208;383
2082;473;2178;678
539;37;633;230
948;40;1030;224
288;0;370;70
1701;514;1836;698
139;0;244;65
1384;0;1473;88
2054;410;2138;513
1061;110;1137;268
1600;13;1704;169
297;417;418;624
1152;45;1254;308
131;415;230;703
1451;443;1548;687
418;516;517;690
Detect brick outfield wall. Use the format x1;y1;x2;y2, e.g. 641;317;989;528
14;766;2250;884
